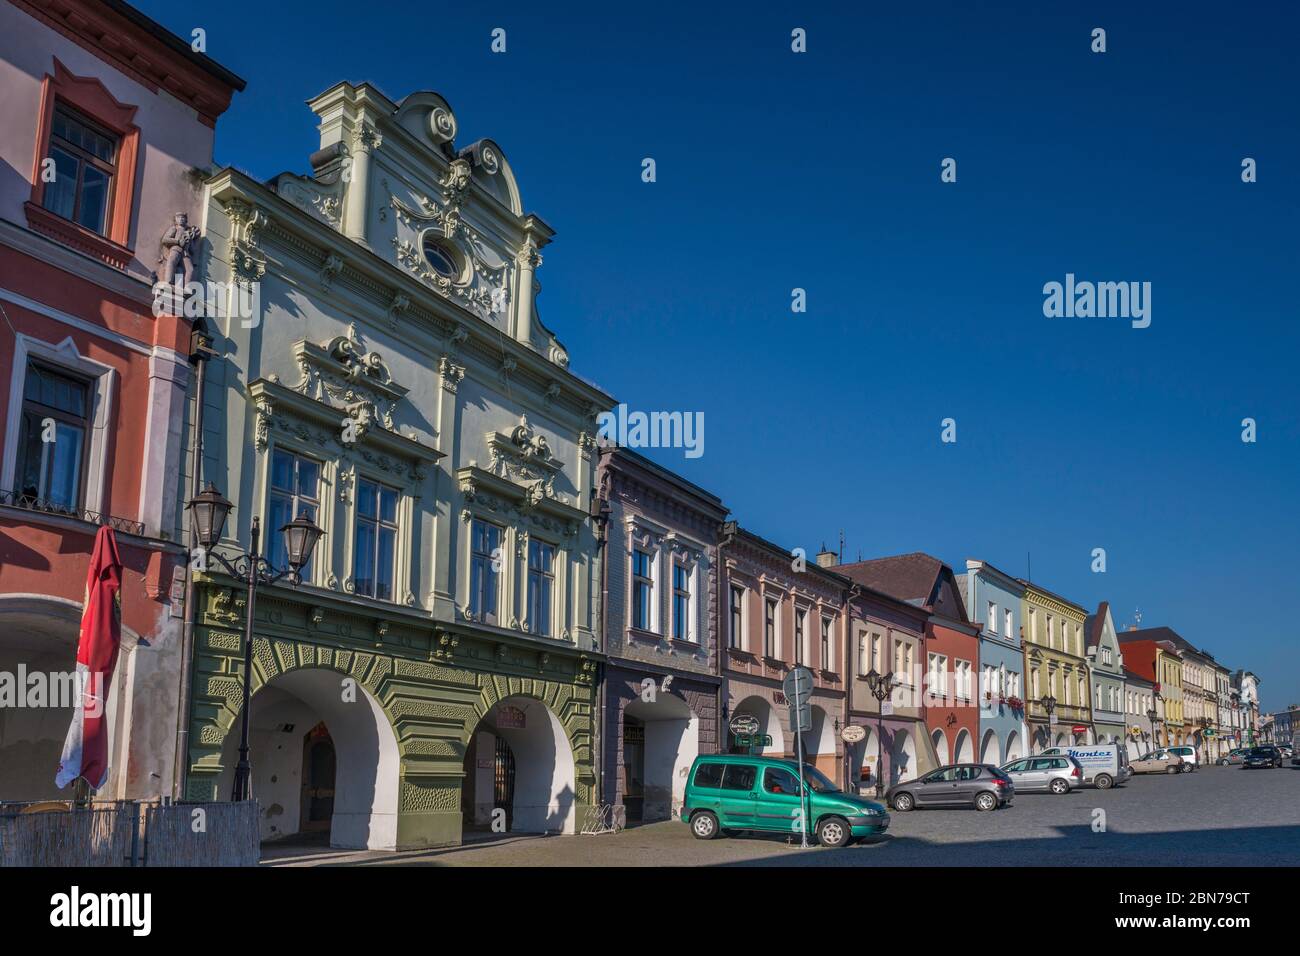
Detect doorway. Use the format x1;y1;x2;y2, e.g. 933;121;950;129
299;722;335;833
622;717;646;823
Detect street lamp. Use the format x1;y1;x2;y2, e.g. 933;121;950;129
186;484;324;802
865;669;898;797
1146;707;1159;751
1040;694;1057;753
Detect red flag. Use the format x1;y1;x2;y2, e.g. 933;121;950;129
56;525;123;792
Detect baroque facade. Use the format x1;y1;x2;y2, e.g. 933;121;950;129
1021;580;1093;750
183;82;613;849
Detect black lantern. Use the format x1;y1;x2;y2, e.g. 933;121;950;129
187;482;232;550
280;512;324;574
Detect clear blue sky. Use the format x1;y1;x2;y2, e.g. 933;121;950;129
142;1;1299;710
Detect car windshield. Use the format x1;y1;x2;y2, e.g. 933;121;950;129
801;764;841;793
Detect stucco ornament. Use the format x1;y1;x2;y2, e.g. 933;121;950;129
157;212;200;286
294;323;409;432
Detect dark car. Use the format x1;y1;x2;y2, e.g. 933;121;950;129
1242;746;1282;769
886;763;1013;812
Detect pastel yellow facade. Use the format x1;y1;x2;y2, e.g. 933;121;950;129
1156;649;1185;745
1021;582;1093;750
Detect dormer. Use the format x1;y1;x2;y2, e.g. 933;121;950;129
270;82;569;366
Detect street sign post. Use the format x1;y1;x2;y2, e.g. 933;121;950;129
781;666;815;848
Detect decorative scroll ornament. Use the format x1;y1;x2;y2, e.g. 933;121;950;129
224;198;268;283
293;322;409;432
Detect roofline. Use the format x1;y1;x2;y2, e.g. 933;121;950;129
99;0;246;90
599;445;726;514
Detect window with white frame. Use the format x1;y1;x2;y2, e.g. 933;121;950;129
764;596;779;658
955;660;971;700
671;562;692;642
987;601;997;635
871;632;883;675
794;607;807;664
527;538;556;637
353;478;398;600
268;448;320;581
927;653;947;699
632;548;654;631
469;519;502;624
1004;608;1013;639
1045;614;1053;649
820;615;833;671
1102;645;1113;666
856;632;866;676
14;361;91;511
728;584;745;650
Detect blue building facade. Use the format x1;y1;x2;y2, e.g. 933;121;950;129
961;560;1029;764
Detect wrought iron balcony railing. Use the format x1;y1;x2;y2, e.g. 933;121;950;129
0;489;144;537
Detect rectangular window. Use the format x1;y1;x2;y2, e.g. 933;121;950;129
871;633;882;674
794;608;806;664
268;448;320;580
1004;608;1013;638
353;478;398;600
527;538;555;636
672;563;691;641
728;584;744;649
856;633;866;676
43;105;118;236
764;597;778;658
15;361;90;511
987;601;997;634
820;616;832;670
632;549;653;631
469;519;502;624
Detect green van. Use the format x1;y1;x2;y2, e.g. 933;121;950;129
682;754;889;848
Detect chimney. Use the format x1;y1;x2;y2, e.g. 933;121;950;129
815;542;837;568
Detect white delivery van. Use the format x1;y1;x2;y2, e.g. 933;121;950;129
1040;744;1132;789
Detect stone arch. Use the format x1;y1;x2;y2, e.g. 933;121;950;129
1005;730;1022;761
931;727;949;765
0;594;138;801
732;695;784;756
979;728;1001;765
623;689;697;822
954;728;974;764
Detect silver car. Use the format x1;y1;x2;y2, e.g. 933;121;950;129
999;755;1083;794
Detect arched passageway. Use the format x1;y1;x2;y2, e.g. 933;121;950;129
622;692;698;822
216;666;400;850
463;695;577;835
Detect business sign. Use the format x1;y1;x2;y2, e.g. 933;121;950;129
497;705;527;729
1071;724;1088;734
729;713;760;737
841;724;867;744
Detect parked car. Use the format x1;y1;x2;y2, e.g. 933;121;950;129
1166;745;1199;772
1216;748;1248;766
1039;744;1132;789
1131;750;1184;774
1277;744;1295;759
682;755;889;848
999;755;1083;794
1242;746;1282;769
886;764;1014;812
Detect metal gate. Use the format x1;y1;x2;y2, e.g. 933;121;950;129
494;736;516;830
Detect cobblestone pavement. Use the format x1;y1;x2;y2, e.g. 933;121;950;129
262;764;1300;867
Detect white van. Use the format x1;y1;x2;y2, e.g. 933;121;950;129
1166;744;1199;771
1040;744;1132;789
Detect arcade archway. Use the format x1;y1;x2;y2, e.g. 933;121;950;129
622;692;698;822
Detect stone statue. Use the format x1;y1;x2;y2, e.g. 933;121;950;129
158;212;200;287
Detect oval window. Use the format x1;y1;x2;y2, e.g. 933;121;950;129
421;234;459;279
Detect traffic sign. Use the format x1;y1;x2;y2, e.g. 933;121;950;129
790;703;811;733
782;666;814;707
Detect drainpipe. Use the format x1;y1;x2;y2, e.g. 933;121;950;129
171;323;215;800
718;521;737;755
590;480;610;808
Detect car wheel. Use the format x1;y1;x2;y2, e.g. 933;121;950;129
1049;778;1070;795
1166;765;1179;774
690;811;720;840
1218;758;1228;766
892;792;915;812
817;816;851;849
1180;762;1193;773
975;791;997;812
1094;773;1114;790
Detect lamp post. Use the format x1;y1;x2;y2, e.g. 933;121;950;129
1146;707;1159;752
1039;694;1057;753
186;482;324;802
864;669;898;797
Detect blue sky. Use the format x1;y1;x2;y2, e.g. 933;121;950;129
143;1;1299;710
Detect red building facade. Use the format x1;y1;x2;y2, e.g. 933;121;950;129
0;0;242;801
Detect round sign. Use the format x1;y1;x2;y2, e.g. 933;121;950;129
781;666;815;707
729;713;760;737
841;724;867;744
